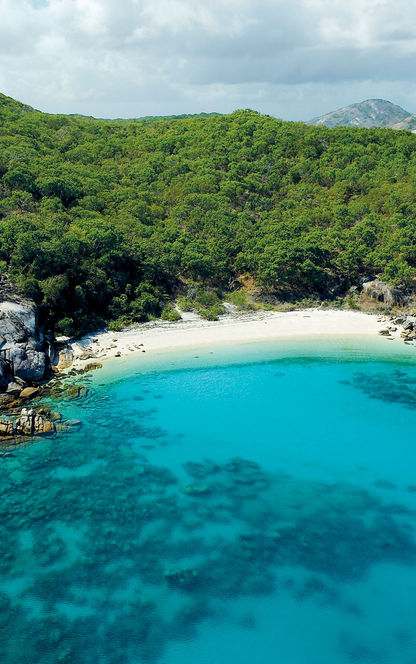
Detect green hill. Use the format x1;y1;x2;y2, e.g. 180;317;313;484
1;95;416;335
0;92;37;117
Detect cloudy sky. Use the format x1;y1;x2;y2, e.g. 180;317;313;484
1;0;416;120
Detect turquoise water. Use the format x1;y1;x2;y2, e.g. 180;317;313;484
2;337;416;663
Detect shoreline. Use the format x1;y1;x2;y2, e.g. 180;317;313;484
0;307;413;443
65;308;402;370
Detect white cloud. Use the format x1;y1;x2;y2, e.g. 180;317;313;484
0;0;416;120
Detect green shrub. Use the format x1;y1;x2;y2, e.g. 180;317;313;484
56;317;75;337
345;297;359;310
195;289;220;307
198;304;226;321
226;290;247;308
177;296;194;311
108;316;131;331
161;307;182;322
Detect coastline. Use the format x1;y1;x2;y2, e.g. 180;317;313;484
66;308;402;370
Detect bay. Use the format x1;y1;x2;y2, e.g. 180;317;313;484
1;336;416;663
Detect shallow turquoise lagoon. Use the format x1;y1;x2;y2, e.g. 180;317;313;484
2;337;416;663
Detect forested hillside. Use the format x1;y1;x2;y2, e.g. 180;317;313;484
1;93;416;335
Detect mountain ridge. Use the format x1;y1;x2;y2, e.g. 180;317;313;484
0;92;221;125
2;91;415;131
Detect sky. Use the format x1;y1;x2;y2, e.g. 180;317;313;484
1;0;416;120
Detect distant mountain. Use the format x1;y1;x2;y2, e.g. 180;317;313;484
308;99;412;129
391;114;416;132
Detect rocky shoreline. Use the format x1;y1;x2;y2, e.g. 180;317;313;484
0;277;102;443
379;314;416;342
0;376;89;445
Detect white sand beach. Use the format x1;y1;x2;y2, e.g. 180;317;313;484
66;308;393;368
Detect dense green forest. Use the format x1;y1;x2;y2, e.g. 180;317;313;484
1;92;416;335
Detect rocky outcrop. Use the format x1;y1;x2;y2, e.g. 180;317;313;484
56;345;74;370
362;279;405;307
0;276;58;393
0;420;13;436
15;408;55;436
0;408;56;440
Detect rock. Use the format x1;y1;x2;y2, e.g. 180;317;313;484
55;336;71;345
64;419;82;428
7;345;46;382
49;411;62;422
57;347;74;370
55;424;69;432
0;420;13;437
33;415;55;435
182;483;209;496
0;359;12;390
0;281;58;390
379;329;391;336
15;407;34;435
0;393;14;408
403;316;416;331
164;568;199;588
13;377;27;387
12;348;46;382
362;279;404;306
6;382;23;395
82;362;102;373
62;384;88;401
15;408;55;436
46;342;59;367
19;386;40;399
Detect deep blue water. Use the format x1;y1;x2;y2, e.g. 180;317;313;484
2;337;416;663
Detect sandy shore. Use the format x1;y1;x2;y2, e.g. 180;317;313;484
66;308;392;369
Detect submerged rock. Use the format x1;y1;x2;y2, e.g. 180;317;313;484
78;362;103;374
164;568;199;588
49;411;63;422
62;384;88;401
182;483;210;496
64;419;82;428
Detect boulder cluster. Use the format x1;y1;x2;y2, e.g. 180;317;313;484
399;316;416;342
0;277;61;403
0;407;55;439
380;315;416;341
